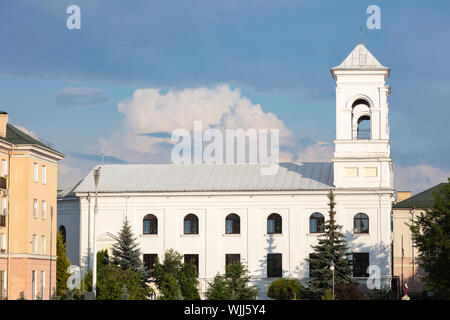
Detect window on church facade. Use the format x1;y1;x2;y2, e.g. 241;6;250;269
184;214;199;234
354;213;369;234
353;252;369;277
184;254;199;276
143;214;158;234
310;212;325;233
225;213;240;234
267;213;282;234
143;254;158;271
225;254;240;266
267;253;282;277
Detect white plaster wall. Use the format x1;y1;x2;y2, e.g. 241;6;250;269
60;190;392;299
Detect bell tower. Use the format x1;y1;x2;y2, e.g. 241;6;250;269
331;44;393;190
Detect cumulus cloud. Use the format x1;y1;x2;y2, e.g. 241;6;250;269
98;84;294;164
295;140;333;162
394;164;450;195
55;87;108;108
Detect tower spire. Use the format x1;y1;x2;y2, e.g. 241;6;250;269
360;22;363;44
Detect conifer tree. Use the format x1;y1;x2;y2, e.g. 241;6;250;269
56;231;71;297
306;190;353;299
111;218;149;281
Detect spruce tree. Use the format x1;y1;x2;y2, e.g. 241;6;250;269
56;231;71;297
410;178;450;299
306;190;353;299
205;261;258;300
111;218;149;281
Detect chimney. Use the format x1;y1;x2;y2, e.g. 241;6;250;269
397;191;412;203
0;111;8;138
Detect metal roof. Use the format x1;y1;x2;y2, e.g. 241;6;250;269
0;123;63;155
332;44;389;71
71;162;334;194
393;183;445;209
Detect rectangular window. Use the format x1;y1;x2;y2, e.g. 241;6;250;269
40;271;45;300
0;270;6;300
41;235;46;254
353;252;370;277
1;197;7;215
344;167;358;177
41;201;47;219
184;254;199;276
33;199;38;218
143;254;158;272
32;270;37;300
267;253;282;277
1;159;6;176
33;163;39;182
0;233;6;251
225;254;240;266
42;165;47;184
32;234;37;253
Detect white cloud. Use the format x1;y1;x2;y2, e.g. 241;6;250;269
295;141;333;162
99;84;294;164
394;164;450;195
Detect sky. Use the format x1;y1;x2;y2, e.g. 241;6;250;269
0;0;449;194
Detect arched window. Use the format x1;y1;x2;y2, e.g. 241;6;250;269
143;214;158;234
357;115;371;140
354;213;369;234
352;99;371;140
309;212;325;233
58;225;66;244
225;213;240;234
184;214;199;234
267;213;282;234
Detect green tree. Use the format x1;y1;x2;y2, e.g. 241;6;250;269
267;278;304;300
96;265;149;300
152;249;200;300
410;179;450;299
111;219;148;280
56;231;71;297
305;190;353;299
205;261;258;300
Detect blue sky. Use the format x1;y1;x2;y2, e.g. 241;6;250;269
1;0;449;193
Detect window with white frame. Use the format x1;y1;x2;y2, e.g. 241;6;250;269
41;201;47;219
41;235;46;254
42;165;47;185
0;233;6;252
1;197;6;215
32;270;37;300
0;270;6;300
33;163;39;182
1;159;6;177
32;234;37;253
40;271;45;300
33;199;38;218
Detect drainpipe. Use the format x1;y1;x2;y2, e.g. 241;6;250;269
6;145;14;299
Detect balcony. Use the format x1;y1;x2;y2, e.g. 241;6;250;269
0;177;6;190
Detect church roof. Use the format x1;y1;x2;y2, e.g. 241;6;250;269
331;43;389;71
70;162;334;194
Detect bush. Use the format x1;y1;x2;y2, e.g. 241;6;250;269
334;283;365;300
321;288;334;300
366;287;396;300
267;278;304;300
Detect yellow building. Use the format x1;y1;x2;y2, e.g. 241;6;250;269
0;111;64;300
392;184;445;295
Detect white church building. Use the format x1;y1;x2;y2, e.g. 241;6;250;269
58;44;395;298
